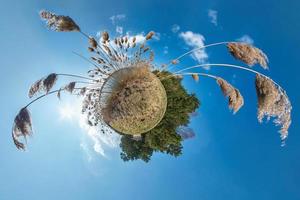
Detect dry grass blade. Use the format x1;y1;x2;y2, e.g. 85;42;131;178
227;42;269;69
255;75;292;141
39;10;80;32
217;78;244;113
12;107;32;150
43;73;58;93
146;31;155;40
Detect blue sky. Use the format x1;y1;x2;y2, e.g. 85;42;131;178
0;0;300;199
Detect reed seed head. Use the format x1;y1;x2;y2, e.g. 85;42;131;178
227;42;269;69
28;79;43;98
28;73;58;97
146;31;155;40
102;31;109;42
255;75;291;141
217;78;244;113
64;82;76;94
39;10;80;32
89;37;98;49
192;74;199;82
12;107;32;150
43;73;58;93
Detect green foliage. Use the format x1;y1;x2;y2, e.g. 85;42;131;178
119;71;200;162
120;135;153;162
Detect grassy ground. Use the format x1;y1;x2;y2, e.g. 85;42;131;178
103;66;167;135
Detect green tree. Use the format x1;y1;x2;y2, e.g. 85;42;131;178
120;135;153;162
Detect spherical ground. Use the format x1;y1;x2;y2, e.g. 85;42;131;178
101;65;167;135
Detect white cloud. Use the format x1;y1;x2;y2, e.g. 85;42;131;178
163;46;169;54
78;114;120;157
134;34;146;43
80;142;93;162
57;100;120;158
125;31;160;44
237;35;254;44
126;32;145;44
116;26;123;34
152;32;161;41
109;14;126;24
208;9;218;26
179;31;208;64
171;24;180;33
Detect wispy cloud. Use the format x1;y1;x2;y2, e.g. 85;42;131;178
163;46;169;54
208;9;218;26
152;32;161;41
179;31;208;63
57;100;120;158
171;24;180;33
116;26;123;34
78;114;120;157
80;142;93;162
109;14;126;25
126;32;145;44
109;14;126;35
237;35;254;44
